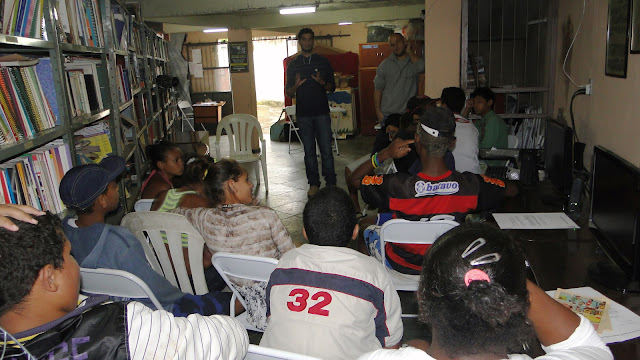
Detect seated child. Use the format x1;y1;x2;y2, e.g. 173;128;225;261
468;87;508;150
260;187;403;359
59;155;231;316
141;141;185;199
0;212;248;359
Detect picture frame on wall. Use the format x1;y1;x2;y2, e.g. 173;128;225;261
606;0;631;77
632;0;640;52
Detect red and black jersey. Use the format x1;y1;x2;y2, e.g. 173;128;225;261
361;170;506;273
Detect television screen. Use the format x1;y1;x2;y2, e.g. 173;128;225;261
544;119;573;196
590;146;640;276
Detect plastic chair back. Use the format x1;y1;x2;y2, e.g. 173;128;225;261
80;267;163;310
379;218;459;292
508;134;519;148
134;199;154;212
120;212;208;295
283;105;296;122
244;344;321;360
211;252;278;330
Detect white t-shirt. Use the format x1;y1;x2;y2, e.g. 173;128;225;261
260;244;403;360
453;114;482;174
358;315;612;360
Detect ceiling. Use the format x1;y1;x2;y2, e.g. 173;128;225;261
138;0;424;33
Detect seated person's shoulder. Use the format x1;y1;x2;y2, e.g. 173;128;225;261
141;177;171;199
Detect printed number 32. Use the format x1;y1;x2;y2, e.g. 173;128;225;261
287;288;332;316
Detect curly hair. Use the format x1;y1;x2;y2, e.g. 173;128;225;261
173;156;215;188
303;187;356;247
0;212;65;316
146;141;180;170
297;27;314;40
203;159;245;206
418;223;535;358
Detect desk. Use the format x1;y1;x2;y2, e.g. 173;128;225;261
500;181;640;358
193;101;226;128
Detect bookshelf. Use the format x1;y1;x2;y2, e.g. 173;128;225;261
0;0;175;215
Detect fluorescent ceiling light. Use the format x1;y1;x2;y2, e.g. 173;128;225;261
203;28;228;33
338;22;352;26
279;6;316;15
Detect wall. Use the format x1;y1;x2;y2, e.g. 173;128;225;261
423;0;462;97
554;0;640;166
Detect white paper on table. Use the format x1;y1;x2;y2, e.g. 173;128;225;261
546;287;640;344
193;64;204;78
188;62;196;73
492;212;579;230
191;49;202;63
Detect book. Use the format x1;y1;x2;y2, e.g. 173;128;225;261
0;54;39;67
554;288;612;333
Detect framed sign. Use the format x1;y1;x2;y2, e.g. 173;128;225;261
228;41;249;73
632;0;640;52
605;0;631;77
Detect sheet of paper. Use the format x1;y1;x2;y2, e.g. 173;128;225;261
193;63;204;78
191;48;202;63
547;287;640;343
492;212;579;229
188;62;197;73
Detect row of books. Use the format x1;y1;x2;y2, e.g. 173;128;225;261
55;0;104;47
509;107;545;149
115;64;132;103
1;0;45;38
112;3;132;51
0;57;59;145
64;58;105;116
0;139;71;213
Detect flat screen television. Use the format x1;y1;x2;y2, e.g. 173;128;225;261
544;118;574;198
588;146;640;292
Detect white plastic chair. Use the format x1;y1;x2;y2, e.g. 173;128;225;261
211;252;279;332
120;212;208;295
508;134;519;148
178;100;196;131
215;114;268;193
79;267;163;310
244;344;321;360
283;105;303;154
379;217;459;292
134;199;153;212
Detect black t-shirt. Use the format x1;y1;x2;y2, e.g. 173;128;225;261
286;54;335;116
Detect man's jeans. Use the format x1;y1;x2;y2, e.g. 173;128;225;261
297;113;336;187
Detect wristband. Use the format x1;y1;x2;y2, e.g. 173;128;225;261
371;154;378;169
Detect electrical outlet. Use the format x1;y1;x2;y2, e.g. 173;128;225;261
585;79;592;95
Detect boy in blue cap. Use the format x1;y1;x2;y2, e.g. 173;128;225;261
59;155;230;316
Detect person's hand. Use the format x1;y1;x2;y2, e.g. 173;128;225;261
0;204;44;231
295;73;307;88
380;138;414;161
376;110;384;123
311;71;325;86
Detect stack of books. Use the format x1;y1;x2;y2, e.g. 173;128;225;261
0;55;59;144
0;139;71;213
64;57;105;117
1;0;46;39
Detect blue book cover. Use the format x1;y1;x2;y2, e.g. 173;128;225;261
34;58;60;125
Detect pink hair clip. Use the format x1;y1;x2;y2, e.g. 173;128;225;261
464;269;491;287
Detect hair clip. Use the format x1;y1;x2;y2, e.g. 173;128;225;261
469;253;502;266
464;269;491;287
187;157;196;165
461;238;486;259
202;169;209;180
420;123;439;137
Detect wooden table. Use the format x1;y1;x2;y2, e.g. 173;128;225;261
192;101;226;127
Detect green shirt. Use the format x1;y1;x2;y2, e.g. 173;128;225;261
475;110;508;149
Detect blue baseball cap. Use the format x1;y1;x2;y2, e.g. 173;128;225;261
59;155;126;210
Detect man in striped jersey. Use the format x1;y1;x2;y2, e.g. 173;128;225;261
260;187;403;359
349;107;517;275
0;212;248;359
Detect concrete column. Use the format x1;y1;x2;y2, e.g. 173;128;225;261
424;0;462;96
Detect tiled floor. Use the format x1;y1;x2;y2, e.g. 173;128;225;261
210;133;431;344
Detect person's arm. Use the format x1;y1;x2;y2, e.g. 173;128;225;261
0;204;44;231
526;280;580;346
381;270;403;349
348;138;414;191
311;71;335;93
374;89;384;123
127;301;249;360
461;98;473;118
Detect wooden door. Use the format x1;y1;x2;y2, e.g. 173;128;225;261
359;43;392;68
358;69;378;136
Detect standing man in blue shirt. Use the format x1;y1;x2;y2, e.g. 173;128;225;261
286;28;336;198
374;33;425;125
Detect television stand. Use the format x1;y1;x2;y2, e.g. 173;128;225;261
588;261;640;294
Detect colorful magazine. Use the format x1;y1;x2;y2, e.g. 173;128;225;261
554;288;612;333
